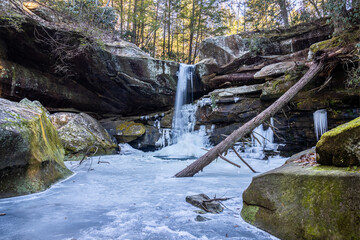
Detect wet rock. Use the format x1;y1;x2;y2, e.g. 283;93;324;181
0;98;71;198
50;112;117;159
128;125;162;151
186;194;224;213
241;152;360;239
113;121;146;143
254;62;296;79
195;215;211;222
316;117;360;166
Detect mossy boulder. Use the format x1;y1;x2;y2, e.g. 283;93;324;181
50;112;117;160
309;27;360;55
316;117;360;166
241;152;360;240
114;121;146;143
0;98;72;198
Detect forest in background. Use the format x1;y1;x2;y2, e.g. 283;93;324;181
3;0;360;63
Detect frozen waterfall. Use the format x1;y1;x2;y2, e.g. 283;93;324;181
154;64;209;158
313;109;328;140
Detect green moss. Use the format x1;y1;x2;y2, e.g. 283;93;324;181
310;28;360;53
241;204;259;225
0;107;71;198
317;117;360;151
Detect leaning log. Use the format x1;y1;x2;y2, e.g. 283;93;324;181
175;55;326;177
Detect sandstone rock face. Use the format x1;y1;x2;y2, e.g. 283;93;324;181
253;61;296;79
0;98;71;198
198;35;250;66
199;20;333;67
50;112;117;160
0;17;185;117
241;153;360;240
316;117;360;166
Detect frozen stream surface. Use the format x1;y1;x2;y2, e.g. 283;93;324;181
0;146;286;240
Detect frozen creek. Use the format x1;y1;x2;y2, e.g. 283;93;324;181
0;145;286;240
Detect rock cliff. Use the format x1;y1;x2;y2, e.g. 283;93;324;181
0;16;190;117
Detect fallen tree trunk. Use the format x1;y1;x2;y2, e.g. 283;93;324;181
207;72;263;88
175;56;326;177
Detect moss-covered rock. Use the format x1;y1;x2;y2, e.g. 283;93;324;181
114;121;146;143
241;153;360;240
50;112;117;160
309;27;360;56
0;98;72;198
316;117;360;166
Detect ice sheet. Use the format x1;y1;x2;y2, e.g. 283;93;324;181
0;151;285;240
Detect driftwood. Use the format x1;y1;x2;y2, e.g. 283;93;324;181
175;54;328;177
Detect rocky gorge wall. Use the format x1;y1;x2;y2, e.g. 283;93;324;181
0;16;207;117
193;21;360;156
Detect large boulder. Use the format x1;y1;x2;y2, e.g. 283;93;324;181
50;112;117;160
0;98;71;198
316;117;360;166
198;35;250;66
241;150;360;239
113;121;146;143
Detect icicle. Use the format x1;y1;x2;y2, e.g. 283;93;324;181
313;109;328;140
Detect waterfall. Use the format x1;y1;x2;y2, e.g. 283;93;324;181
154;63;209;159
313;109;328;140
172;63;195;143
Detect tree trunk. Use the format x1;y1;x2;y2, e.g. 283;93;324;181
167;0;171;56
162;8;167;57
175;58;325;177
187;0;196;64
120;0;123;35
330;0;348;34
153;0;159;57
277;0;289;27
243;0;246;32
140;0;145;45
308;0;322;18
132;0;138;43
127;0;132;32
